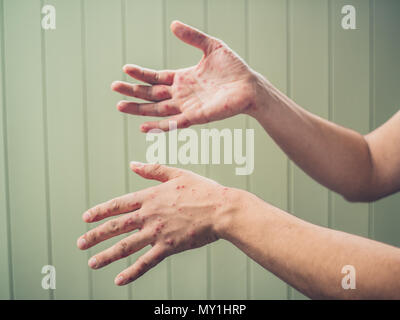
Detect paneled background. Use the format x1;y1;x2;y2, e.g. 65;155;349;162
0;0;399;299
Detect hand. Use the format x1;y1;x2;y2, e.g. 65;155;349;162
77;162;240;285
111;20;264;132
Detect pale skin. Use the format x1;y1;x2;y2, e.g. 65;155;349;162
77;21;400;299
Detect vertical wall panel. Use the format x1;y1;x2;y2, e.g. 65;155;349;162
3;0;50;299
372;0;400;247
43;0;90;299
330;0;370;237
248;0;288;299
84;0;129;299
0;0;11;300
290;0;329;299
165;0;208;300
125;0;169;299
0;0;399;300
207;0;248;299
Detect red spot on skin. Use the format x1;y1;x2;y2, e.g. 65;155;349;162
176;186;180;190
179;75;184;82
202;79;207;84
166;239;174;246
153;232;157;238
181;185;185;189
224;104;229;110
142;217;146;223
178;208;183;212
172;203;176;207
182;120;190;128
124;218;133;227
140;124;149;132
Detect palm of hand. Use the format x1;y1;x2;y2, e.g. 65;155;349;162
112;21;256;132
172;46;255;126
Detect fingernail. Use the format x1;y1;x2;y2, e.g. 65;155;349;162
130;161;145;168
88;257;97;269
115;275;125;285
77;238;87;249
82;211;91;222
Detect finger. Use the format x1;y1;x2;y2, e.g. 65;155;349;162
117;100;180;117
111;81;171;102
88;230;153;270
170;20;218;56
77;211;142;250
123;64;174;85
82;191;145;223
115;245;166;285
130;162;182;183
140;113;193;133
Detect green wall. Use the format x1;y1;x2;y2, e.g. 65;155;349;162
0;0;399;300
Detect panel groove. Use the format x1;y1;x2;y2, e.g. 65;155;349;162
40;0;54;300
244;0;251;300
286;0;293;301
0;0;13;300
161;0;172;301
327;0;334;230
80;0;93;299
203;0;212;301
368;0;375;240
120;0;132;300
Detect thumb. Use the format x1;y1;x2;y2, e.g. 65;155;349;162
130;162;181;182
170;20;217;56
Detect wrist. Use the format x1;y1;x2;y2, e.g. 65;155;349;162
213;187;250;240
246;71;275;122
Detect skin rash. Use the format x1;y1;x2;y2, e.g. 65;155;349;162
78;21;400;299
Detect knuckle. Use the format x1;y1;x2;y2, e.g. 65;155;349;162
131;85;138;95
154;251;165;264
86;231;96;243
107;219;120;233
152;163;162;173
116;240;130;257
107;199;120;214
137;257;151;272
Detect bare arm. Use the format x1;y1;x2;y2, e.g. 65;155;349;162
252;78;400;202
113;21;400;202
224;188;400;299
78;163;400;299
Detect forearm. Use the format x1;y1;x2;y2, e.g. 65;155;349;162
249;73;375;202
216;189;400;299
